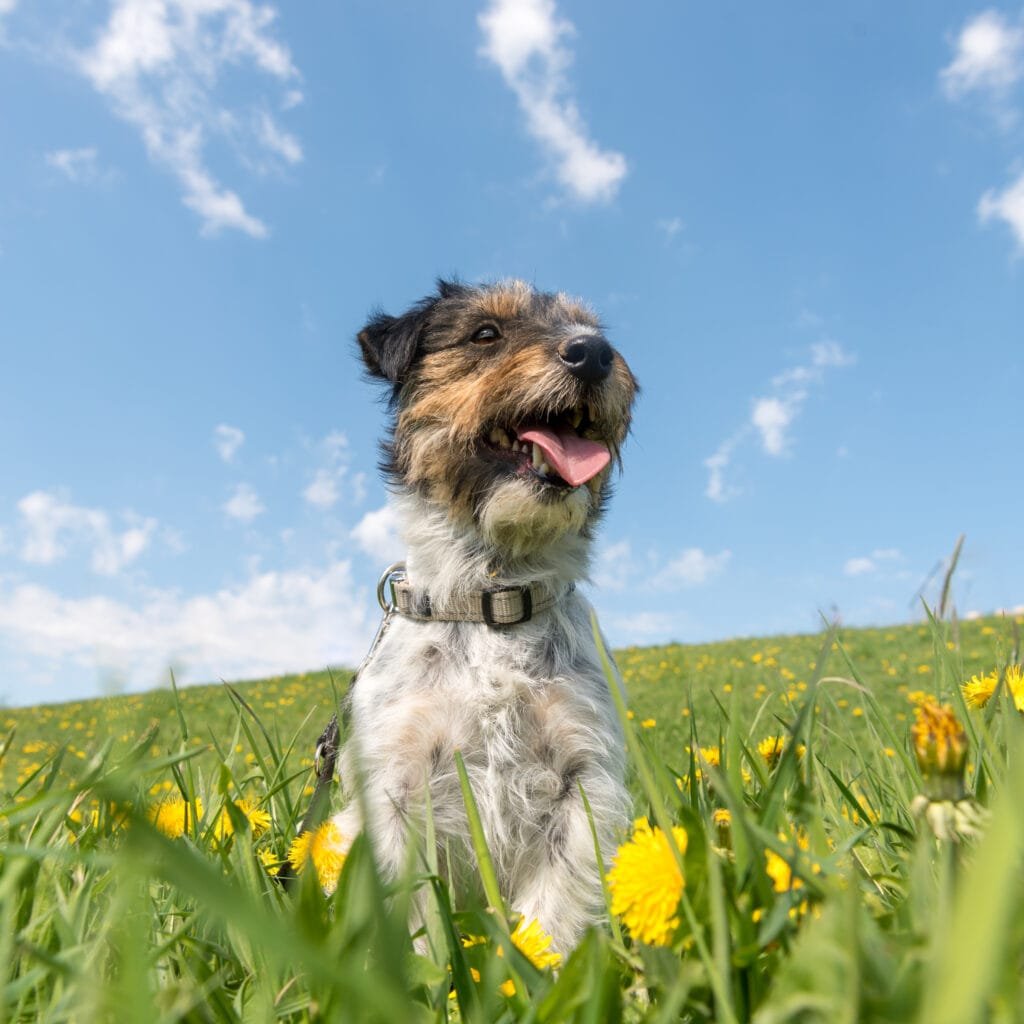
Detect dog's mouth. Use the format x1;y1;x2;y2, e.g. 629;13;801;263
481;404;611;489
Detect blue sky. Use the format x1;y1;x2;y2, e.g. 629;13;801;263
1;1;1022;706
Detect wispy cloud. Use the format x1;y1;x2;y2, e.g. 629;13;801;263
843;548;904;577
654;547;731;589
45;146;107;183
302;431;351;511
478;0;627;203
77;0;301;237
16;490;157;576
593;539;634;591
941;9;1024;104
657;216;684;242
940;11;1024;250
350;503;402;563
213;423;245;462
704;339;856;502
0;560;371;693
223;483;264;523
979;169;1024;249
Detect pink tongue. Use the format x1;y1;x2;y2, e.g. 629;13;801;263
518;427;611;487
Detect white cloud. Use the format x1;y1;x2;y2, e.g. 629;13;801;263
810;339;856;368
213;423;245;462
843;557;876;577
478;0;627;203
704;339;856;500
17;490;156;575
45;146;103;183
303;469;340;510
843;548;904;577
593;539;633;591
302;431;352;511
979;169;1024;248
750;396;796;456
654;547;731;589
0;0;17;16
657;216;684;241
607;611;678;639
77;0;301;237
255;109;302;163
941;10;1024;100
703;434;745;503
223;483;264;522
350;504;402;563
0;560;372;693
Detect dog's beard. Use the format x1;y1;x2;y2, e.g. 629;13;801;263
476;473;594;557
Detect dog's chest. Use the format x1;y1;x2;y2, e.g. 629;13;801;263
351;612;612;787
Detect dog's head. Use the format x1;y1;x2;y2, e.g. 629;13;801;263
358;279;637;556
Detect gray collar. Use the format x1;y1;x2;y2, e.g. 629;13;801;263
378;562;572;627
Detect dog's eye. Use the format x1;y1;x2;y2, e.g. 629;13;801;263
471;324;501;343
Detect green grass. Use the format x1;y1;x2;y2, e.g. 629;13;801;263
1;610;1022;1021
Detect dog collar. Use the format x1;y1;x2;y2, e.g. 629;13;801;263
378;562;572;627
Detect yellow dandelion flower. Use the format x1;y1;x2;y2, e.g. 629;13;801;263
288;820;347;891
213;798;271;840
712;808;731;827
608;818;687;946
148;796;203;838
765;831;810;894
697;745;720;767
509;918;561;970
758;735;785;767
962;670;999;709
640;718;657;729
257;848;281;873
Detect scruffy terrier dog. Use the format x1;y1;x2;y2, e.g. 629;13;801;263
330;279;638;953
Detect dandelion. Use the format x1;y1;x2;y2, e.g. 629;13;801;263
509;918;561;970
962;670;998;709
212;798;271;841
911;701;967;787
909;700;987;841
148;796;203;839
764;831;811;894
608;818;687;946
962;666;1024;711
758;735;785;766
288;820;347;891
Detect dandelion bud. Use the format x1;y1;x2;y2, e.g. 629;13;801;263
910;702;967;802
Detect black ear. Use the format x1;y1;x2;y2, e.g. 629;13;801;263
357;298;435;384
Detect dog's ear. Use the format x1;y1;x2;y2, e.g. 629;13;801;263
357;301;433;385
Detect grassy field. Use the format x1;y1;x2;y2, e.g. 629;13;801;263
1;609;1022;1021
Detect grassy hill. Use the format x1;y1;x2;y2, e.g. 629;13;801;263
1;610;1022;1021
2;613;1013;795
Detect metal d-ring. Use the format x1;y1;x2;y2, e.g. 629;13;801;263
376;561;407;612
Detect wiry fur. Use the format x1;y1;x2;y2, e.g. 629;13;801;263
331;279;638;952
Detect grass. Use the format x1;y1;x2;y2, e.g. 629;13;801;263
1;608;1022;1021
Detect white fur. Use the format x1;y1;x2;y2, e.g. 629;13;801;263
330;490;630;952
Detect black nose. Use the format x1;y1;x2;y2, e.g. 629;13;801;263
558;335;614;383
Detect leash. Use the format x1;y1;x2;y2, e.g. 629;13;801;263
277;563;403;889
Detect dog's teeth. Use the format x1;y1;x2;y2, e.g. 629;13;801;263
531;442;542;468
570;407;583;429
539;460;552;476
491;427;510;449
588;403;597;425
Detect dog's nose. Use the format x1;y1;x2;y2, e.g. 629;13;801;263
558;335;614;383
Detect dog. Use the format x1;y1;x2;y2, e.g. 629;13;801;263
329;279;638;953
